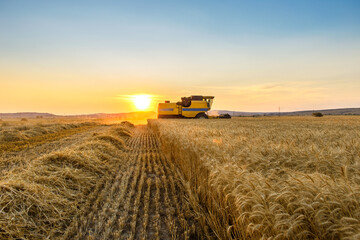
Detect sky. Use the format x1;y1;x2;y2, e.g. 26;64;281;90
0;0;359;114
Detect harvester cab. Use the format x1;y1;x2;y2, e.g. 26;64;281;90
158;95;214;119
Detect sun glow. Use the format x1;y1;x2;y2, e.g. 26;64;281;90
132;95;152;111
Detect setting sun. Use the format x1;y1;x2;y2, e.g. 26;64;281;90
132;95;152;111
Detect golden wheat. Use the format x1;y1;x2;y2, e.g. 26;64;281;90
0;121;132;239
7;115;350;239
149;116;360;239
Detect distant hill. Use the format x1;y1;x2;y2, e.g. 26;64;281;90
0;112;56;119
1;108;359;119
0;111;156;119
209;108;360;117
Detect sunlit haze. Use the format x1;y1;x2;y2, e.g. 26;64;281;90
0;1;359;114
132;95;152;111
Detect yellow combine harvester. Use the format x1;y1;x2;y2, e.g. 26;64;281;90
158;95;214;119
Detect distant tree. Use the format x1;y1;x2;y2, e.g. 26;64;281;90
219;113;231;119
312;112;323;117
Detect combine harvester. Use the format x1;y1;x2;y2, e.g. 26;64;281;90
158;95;215;119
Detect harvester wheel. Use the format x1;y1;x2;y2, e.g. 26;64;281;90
195;113;208;119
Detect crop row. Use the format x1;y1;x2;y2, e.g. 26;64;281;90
63;126;199;239
149;116;360;239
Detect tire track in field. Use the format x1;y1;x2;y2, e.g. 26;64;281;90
63;126;199;240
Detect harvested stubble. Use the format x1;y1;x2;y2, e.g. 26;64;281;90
149;116;360;239
0;122;98;153
63;126;200;240
0;122;96;142
0;125;133;239
1;122;10;127
120;120;136;129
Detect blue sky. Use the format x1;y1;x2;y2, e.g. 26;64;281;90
0;0;359;113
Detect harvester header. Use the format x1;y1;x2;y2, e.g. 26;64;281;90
158;95;214;119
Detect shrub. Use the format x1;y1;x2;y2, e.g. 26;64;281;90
312;112;323;117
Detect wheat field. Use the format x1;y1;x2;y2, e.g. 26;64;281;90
0;116;359;239
0;119;200;239
0;120;132;239
149;116;360;239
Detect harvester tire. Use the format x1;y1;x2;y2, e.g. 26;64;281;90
195;113;208;119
